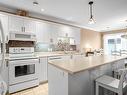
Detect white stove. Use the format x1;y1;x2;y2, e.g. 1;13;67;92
8;47;39;93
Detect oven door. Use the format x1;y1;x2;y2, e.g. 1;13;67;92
9;58;39;85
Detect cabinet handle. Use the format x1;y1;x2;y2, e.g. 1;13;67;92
62;72;65;76
6;61;9;67
21;27;23;32
39;59;40;63
6;35;8;42
24;27;25;32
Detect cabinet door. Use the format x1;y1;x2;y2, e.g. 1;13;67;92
24;18;36;34
48;64;68;95
39;57;48;83
58;25;80;45
36;21;51;43
73;28;80;45
9;16;24;32
50;24;59;44
0;14;9;43
58;25;71;37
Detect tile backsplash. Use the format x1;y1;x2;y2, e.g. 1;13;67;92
35;42;77;52
35;42;58;52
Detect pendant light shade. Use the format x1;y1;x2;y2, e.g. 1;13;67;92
89;16;96;24
88;1;96;24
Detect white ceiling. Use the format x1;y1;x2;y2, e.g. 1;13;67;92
0;0;127;32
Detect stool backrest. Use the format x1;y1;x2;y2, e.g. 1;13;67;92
118;68;127;91
111;50;121;56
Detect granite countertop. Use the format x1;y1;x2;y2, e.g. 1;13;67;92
48;55;127;74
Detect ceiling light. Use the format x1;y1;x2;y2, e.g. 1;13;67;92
88;1;96;24
33;0;39;6
41;8;45;12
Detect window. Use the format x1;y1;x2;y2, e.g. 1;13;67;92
103;33;125;55
108;39;115;44
116;38;121;44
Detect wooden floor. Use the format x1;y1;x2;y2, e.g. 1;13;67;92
11;83;48;95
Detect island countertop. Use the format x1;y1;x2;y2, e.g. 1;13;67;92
48;55;127;74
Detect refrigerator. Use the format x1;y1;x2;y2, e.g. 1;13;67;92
0;19;7;95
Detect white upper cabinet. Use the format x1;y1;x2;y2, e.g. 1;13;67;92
50;24;59;44
58;25;81;45
23;18;36;34
0;14;9;43
72;28;81;45
36;21;59;44
9;16;24;32
9;15;36;34
36;21;51;43
58;25;73;37
36;20;80;45
50;23;81;45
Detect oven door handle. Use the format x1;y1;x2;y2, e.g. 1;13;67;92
9;58;39;66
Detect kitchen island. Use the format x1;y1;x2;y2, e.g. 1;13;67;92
48;55;127;95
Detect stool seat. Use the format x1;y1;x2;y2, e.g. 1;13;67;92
96;75;127;89
95;70;127;95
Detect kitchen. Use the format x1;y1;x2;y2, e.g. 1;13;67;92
0;0;127;95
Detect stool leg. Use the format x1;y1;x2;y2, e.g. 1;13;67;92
96;82;99;95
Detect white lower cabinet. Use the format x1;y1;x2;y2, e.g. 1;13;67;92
48;64;91;95
39;57;48;83
48;64;68;95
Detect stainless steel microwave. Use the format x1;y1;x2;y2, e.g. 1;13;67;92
9;32;36;41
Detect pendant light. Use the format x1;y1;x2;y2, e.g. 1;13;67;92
88;1;96;24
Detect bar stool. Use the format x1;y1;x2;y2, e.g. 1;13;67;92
112;61;127;79
120;50;127;55
95;68;127;95
111;50;121;56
